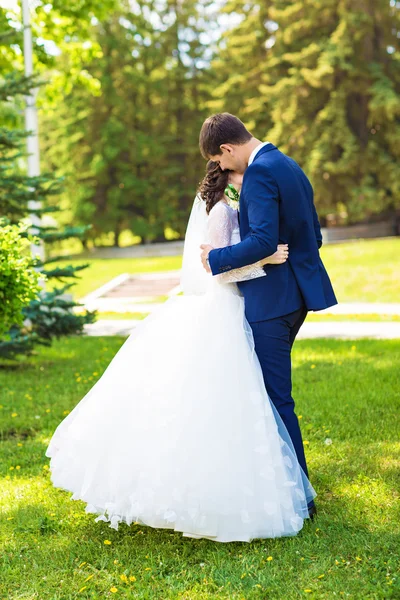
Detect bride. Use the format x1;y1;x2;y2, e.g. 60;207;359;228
45;161;316;543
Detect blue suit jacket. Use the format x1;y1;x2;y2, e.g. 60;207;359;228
208;144;338;323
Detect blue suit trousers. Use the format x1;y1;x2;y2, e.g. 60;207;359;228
250;306;315;508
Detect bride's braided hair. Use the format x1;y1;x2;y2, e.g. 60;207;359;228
198;160;230;215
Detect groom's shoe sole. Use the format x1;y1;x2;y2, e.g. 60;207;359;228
308;505;317;521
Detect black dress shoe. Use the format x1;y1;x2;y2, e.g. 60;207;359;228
308;504;317;520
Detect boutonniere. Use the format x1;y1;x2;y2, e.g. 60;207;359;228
224;183;240;210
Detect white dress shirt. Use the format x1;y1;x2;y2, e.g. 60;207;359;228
248;141;271;165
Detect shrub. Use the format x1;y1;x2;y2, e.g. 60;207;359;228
0;220;42;336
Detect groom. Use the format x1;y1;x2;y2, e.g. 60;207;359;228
199;113;337;519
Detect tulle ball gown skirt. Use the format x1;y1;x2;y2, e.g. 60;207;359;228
45;281;316;542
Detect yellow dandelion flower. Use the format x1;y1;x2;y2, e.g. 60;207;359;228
93;372;98;376
63;410;70;415
298;415;303;419
17;443;23;447
16;465;21;470
356;556;362;561
5;475;10;480
104;540;112;545
351;345;356;351
120;574;128;582
304;590;312;594
11;413;18;417
335;560;340;565
267;556;273;561
129;576;136;582
144;567;151;571
304;440;310;445
43;465;49;470
110;587;118;593
114;559;119;564
45;409;51;413
76;377;81;382
9;466;14;470
50;513;56;516
318;574;325;578
311;364;316;369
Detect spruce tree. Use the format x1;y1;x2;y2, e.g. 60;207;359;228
0;15;95;360
38;0;214;244
261;0;400;223
207;0;273;134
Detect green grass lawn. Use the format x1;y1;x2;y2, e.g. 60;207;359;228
81;312;150;321
1;337;399;599
319;237;400;304
50;256;183;300
50;238;400;304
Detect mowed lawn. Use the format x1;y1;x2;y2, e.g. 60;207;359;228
320;237;400;304
48;256;183;300
50;238;400;303
1;337;399;599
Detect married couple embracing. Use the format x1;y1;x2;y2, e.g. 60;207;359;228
45;113;337;542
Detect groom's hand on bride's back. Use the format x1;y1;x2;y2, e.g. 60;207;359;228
260;244;289;265
200;244;213;272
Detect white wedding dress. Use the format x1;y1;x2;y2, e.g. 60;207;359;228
45;197;316;542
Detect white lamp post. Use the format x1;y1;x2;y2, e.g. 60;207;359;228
22;0;45;261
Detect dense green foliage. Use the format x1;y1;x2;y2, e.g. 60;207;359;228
2;0;398;245
1;337;399;597
0;18;96;359
210;0;400;225
36;0;215;244
0;222;42;336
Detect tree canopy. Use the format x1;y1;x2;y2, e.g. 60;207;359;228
1;0;399;244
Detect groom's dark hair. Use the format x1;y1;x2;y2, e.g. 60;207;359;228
199;113;252;159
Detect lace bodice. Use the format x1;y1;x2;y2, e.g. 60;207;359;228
207;201;267;284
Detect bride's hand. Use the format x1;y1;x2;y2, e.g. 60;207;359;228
261;244;289;265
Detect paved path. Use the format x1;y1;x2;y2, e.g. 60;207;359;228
76;241;184;259
319;302;400;316
82;273;400;317
84;299;400;316
66;234;398;260
82;271;181;313
84;319;400;339
81;269;400;338
297;321;400;339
